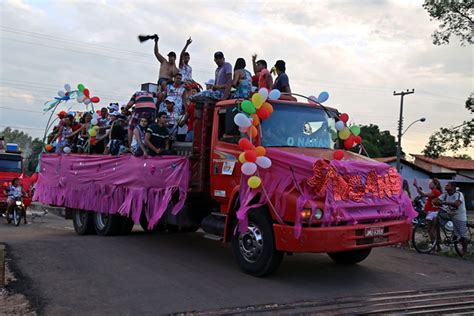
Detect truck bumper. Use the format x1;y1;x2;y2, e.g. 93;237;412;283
273;220;411;253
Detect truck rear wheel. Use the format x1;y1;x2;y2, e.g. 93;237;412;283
120;217;135;235
231;208;283;277
73;209;95;235
139;212;166;233
327;248;372;264
94;212;123;236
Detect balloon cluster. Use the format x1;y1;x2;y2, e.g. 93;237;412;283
234;88;281;189
308;91;330;104
76;83;100;105
43;83;101;113
333;112;363;160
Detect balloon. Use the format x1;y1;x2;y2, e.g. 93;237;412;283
58;90;66;98
248;176;261;189
92;112;99;119
77;93;85;103
234;113;252;128
354;135;362;144
77;83;85;92
261;102;273;114
84;99;91;105
45;144;53;152
239;138;254;151
255;146;266;157
251;93;263;109
90;137;96;145
239;152;246;163
317;91;329;103
251;114;260;126
244;150;257;163
241;162;257;176
241;100;255;114
58;111;67;118
308;95;318;104
63;147;71;153
64;83;71;92
344;136;354;149
247;125;258;138
340;113;349;123
338;127;350;140
239;126;247;133
256;108;270;120
268;89;281;100
350;125;360;136
256;156;272;169
83;88;90;99
90;96;100;103
89;128;97;137
91;118;98;125
333;150;344;160
30;173;38;183
258;88;269;101
335;121;345;131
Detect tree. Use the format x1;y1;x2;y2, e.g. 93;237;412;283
454;153;472;160
423;94;473;158
423;0;473;46
352;124;398;158
0;127;43;175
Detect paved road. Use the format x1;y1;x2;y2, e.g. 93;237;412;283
1;213;473;315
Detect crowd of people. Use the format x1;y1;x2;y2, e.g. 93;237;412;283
45;36;292;157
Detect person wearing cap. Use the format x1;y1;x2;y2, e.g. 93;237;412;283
179;37;193;82
125;90;158;147
154;36;179;92
108;103;120;113
272;60;291;93
191;52;232;101
163;97;178;138
251;54;273;90
205;79;215;90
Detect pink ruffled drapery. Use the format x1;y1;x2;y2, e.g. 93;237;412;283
33;154;189;229
238;149;416;238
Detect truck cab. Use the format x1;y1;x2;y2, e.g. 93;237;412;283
0;143;27;212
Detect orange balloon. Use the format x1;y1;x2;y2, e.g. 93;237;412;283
255;146;266;157
247;125;258;138
261;102;273;114
45;144;53;152
251;114;260;126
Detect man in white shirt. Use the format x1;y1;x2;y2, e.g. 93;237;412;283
434;181;469;258
179;37;193;82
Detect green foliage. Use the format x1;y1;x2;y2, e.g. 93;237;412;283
423;0;473;46
454;153;472;160
423;95;474;158
0;127;42;175
353;124;398;158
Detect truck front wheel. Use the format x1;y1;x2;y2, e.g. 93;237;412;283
327;248;372;264
73;209;95;235
231;208;283;277
94;212;123;236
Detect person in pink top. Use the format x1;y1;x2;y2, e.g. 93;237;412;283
251;54;273;90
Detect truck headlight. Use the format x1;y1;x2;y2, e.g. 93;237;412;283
15;201;22;206
300;208;324;221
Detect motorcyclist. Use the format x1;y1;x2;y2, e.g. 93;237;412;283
3;178;27;224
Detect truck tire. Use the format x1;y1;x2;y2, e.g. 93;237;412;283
139;212;165;233
120;217;135;235
231;208;283;277
327;248;372;264
94;212;123;236
73;209;95;235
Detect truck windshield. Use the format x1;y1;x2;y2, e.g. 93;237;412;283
261;104;336;149
0;157;22;173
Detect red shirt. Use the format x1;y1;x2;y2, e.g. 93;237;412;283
258;69;273;90
424;188;442;212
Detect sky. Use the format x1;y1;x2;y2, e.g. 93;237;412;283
0;0;472;157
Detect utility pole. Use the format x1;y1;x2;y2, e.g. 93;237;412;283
393;89;415;173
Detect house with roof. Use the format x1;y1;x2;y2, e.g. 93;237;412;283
375;155;474;211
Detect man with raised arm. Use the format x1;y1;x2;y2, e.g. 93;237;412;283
252;54;273;90
154;35;179;91
179;37;193;83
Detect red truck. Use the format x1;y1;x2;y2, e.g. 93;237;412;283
34;95;412;276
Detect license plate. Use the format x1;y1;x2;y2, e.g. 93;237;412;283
365;227;384;237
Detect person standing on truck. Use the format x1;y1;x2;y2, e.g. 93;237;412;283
231;57;252;99
154;36;179;92
272;60;291;93
251;54;273;90
179;37;193;83
125;90;158;148
145;112;171;156
191;52;232;101
131;117;149;157
104;112;127;155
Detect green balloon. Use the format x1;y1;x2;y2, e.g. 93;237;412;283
350;125;360;136
339;127;350;140
241;100;256;114
77;83;85;92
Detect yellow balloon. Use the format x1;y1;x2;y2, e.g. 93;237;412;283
338;127;350;140
239;152;247;163
89;129;97;137
248;176;261;189
252;93;264;109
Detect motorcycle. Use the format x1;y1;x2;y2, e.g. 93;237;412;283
3;197;26;226
411;195;426;225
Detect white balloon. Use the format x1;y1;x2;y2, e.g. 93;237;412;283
268;89;281;100
84;98;91;105
258;88;269;101
64;83;71;92
91;118;98;125
234;113;252;128
335;121;345;131
92;112;99;119
256;156;272;169
63;147;71;153
241;162;257;176
58;90;66;98
239;126;247;133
